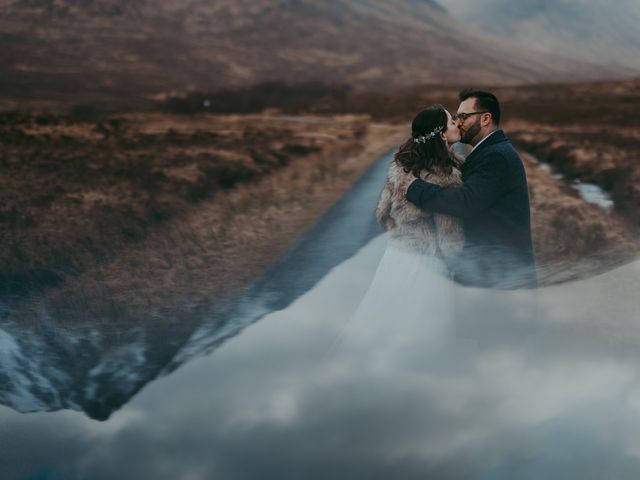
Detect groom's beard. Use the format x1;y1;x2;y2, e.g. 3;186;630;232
460;120;482;145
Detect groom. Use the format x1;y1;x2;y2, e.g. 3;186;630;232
404;89;537;289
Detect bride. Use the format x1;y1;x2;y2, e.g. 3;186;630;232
345;105;464;361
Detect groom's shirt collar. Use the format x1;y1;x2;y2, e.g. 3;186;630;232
471;129;499;153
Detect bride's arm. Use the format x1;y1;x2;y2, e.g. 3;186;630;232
423;167;464;255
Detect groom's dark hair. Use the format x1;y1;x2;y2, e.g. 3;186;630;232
459;89;501;126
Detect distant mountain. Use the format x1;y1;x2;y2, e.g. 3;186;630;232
437;0;640;70
0;288;263;421
0;317;198;421
0;0;635;108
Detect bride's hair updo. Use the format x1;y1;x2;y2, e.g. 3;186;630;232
394;104;456;178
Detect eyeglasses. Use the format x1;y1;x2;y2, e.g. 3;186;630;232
452;111;489;122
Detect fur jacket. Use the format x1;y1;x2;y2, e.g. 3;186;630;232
376;160;465;257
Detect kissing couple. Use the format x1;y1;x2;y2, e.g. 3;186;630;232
350;89;537;344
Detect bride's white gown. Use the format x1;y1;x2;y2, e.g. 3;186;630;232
335;160;464;367
342;236;457;370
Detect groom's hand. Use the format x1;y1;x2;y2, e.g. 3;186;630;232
402;176;417;196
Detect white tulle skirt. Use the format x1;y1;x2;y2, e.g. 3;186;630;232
339;241;457;371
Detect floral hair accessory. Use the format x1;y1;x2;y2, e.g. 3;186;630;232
413;125;444;143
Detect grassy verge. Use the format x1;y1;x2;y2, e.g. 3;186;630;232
0;112;371;295
1;112;405;324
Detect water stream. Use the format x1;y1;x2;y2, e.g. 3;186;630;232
532;155;614;210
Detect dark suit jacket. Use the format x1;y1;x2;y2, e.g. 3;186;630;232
406;130;537;288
